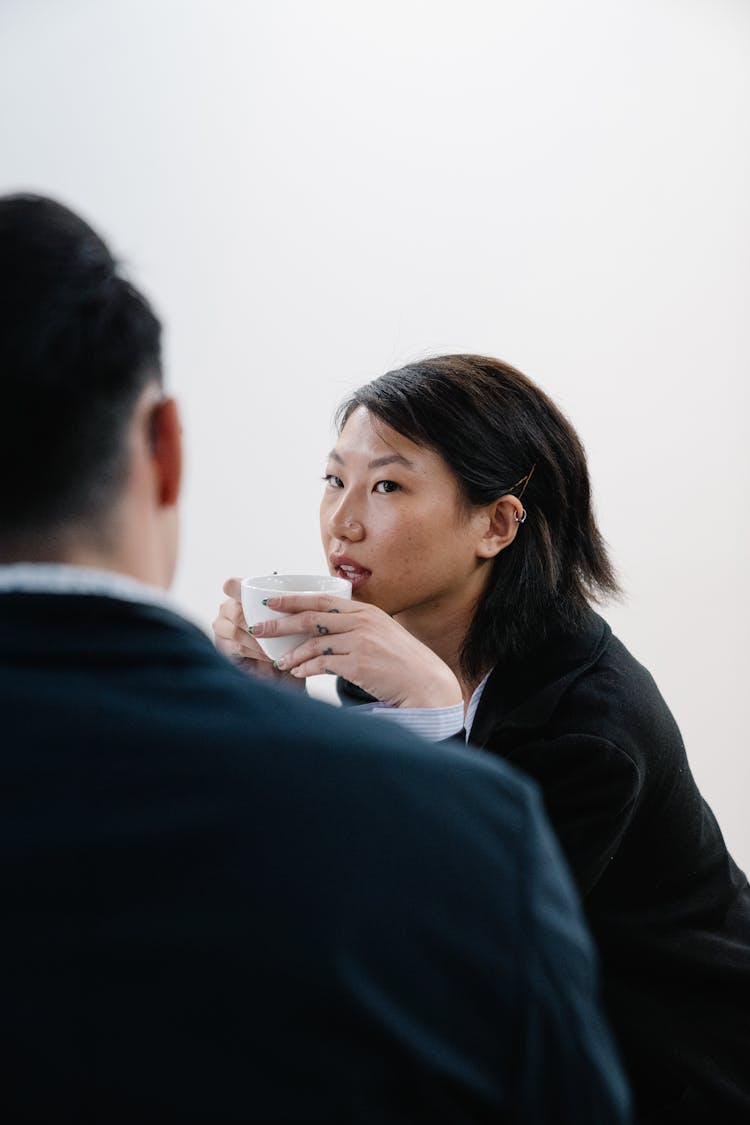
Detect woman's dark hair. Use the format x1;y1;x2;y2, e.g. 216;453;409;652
337;354;620;680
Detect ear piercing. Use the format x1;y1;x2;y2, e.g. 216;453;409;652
514;508;527;524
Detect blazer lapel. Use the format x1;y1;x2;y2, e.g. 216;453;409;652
469;611;611;745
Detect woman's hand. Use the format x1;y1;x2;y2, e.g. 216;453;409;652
212;577;304;688
247;592;462;710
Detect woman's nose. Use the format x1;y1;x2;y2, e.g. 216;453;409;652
343;516;364;540
329;504;364;542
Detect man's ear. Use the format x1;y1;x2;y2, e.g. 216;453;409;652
475;495;525;559
150;396;182;507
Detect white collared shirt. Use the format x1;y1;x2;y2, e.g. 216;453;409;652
0;562;179;613
357;670;492;744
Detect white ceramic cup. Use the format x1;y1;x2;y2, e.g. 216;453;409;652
240;573;353;662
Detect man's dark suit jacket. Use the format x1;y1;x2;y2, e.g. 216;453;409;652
0;591;629;1124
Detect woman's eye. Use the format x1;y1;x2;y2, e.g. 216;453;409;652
374;480;401;494
322;474;344;489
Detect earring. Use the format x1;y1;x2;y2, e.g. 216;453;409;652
514;508;527;524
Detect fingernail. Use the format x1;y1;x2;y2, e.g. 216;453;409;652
261;598;269;606
275;656;289;670
247;626;255;635
272;659;280;669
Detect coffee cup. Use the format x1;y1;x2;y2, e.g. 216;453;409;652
241;573;352;661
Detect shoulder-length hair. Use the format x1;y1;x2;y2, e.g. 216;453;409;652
336;354;621;681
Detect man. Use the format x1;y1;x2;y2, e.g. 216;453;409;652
0;194;630;1123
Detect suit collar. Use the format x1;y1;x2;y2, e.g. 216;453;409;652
0;590;209;664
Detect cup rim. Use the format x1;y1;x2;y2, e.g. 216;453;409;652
241;573;352;594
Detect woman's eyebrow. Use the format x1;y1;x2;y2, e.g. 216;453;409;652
367;453;415;470
326;450;416;471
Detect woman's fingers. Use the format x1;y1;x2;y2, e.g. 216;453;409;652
275;634;350;672
250;615;350;641
217;596;247;628
287;655;341;680
249;598;357;643
212;607;235;643
239;656;300;682
215;626;272;662
212;598;247;640
263;593;355;616
223;576;243;600
213;593;272;662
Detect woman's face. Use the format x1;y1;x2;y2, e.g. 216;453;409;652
320;406;493;622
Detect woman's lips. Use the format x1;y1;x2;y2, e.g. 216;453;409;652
331;556;371;591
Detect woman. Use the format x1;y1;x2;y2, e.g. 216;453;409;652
215;354;750;1123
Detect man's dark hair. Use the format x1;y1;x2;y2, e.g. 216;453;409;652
0;193;162;550
337;354;621;680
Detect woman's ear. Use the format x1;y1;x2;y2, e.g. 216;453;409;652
475;495;525;559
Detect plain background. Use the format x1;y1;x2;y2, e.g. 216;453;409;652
1;0;748;866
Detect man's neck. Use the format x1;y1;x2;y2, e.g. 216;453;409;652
0;523;167;591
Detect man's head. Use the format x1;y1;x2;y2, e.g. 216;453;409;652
0;193;181;586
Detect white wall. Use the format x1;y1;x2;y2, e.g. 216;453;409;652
2;0;748;865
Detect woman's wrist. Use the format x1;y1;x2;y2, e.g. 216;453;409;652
400;668;462;711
